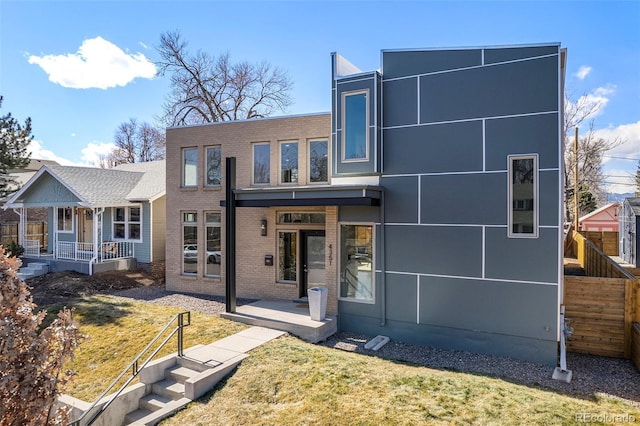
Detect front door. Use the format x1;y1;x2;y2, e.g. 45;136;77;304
300;230;325;298
79;209;93;244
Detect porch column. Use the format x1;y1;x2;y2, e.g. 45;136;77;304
224;157;237;313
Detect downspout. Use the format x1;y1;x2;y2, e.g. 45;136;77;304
380;191;386;326
12;208;24;246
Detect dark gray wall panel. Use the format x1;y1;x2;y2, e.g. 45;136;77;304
338;206;380;223
338;314;557;365
420;173;506;225
485;113;560;171
418;275;557;340
382;176;418;223
484;45;558;64
382;78;417;127
383;50;481;79
485;227;559;283
419;56;558;123
385;273;417;323
382;121;483;175
385;225;482;277
539;170;560;227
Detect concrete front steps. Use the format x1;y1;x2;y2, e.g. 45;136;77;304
17;261;48;280
61;327;286;426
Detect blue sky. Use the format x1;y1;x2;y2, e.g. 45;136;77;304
1;0;639;193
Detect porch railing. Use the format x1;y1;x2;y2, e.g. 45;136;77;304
24;239;40;257
56;241;135;262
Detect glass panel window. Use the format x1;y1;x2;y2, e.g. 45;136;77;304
309;140;328;183
253;143;270;184
183;148;198;187
342;91;368;161
280;141;298;184
57;207;73;232
112;206;142;241
182;212;198;275
340;224;373;302
277;212;326;224
205;212;221;277
278;231;297;282
509;155;538;238
205;146;222;187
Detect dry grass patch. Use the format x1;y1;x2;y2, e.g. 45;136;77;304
51;295;246;401
161;335;640;426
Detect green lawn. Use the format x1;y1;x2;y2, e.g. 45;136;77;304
52;295;640;425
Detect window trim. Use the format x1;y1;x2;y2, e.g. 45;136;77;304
308;139;329;184
204;146;222;188
279;140;299;185
56;207;74;234
182;147;198;188
182;211;198;276
111;205;143;242
507;154;539;239
338;222;375;304
252;142;271;185
204;211;222;278
341;89;370;163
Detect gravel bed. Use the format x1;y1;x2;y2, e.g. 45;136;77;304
112;286;640;406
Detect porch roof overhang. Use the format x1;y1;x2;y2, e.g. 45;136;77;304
222;185;383;207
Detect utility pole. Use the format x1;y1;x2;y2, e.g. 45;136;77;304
574;127;579;231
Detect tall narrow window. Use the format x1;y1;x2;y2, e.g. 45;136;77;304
508;155;538;238
309;140;328;183
253;143;270;184
205;212;221;277
182;212;198;275
339;224;374;302
278;231;297;282
57;207;73;232
183;148;198;187
205;146;222;187
342;91;368;161
280;141;298;184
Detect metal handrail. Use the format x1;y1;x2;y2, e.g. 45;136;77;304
69;311;191;426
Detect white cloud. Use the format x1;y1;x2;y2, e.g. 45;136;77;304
574;65;592;80
28;36;156;89
598;121;640;159
565;84;617;126
601;168;636;194
28;140;115;167
80;142;117;166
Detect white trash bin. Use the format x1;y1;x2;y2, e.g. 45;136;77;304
308;287;328;321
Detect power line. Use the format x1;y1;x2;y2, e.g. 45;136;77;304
603;155;640;161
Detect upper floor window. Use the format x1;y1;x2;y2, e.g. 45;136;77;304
280;141;298;184
183;148;198;187
205;146;222;187
342;90;368;161
253;143;270;185
113;206;141;241
508;155;538;238
57;207;73;233
309;140;328;183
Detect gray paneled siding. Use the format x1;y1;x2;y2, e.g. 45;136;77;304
382;176;418;223
382;49;482;79
485;227;559;283
419;56;558;123
539;170;560;227
485;113;560;170
420;173;506;225
382;78;418;127
385;225;483;277
483;45;559;64
383;121;483;174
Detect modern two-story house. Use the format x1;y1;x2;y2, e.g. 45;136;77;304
166;43;566;365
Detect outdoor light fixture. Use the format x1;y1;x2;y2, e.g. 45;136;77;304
260;219;267;236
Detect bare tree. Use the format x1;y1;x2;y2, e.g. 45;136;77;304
563;93;623;223
104;118;166;167
156;30;293;126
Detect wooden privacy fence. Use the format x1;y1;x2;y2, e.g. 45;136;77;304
0;222;48;249
580;231;619;256
565;230;640;359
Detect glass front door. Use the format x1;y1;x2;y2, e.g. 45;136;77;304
300;230;325;298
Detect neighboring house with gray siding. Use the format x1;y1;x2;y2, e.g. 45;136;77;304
165;43;566;365
619;198;640;267
3;161;166;275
